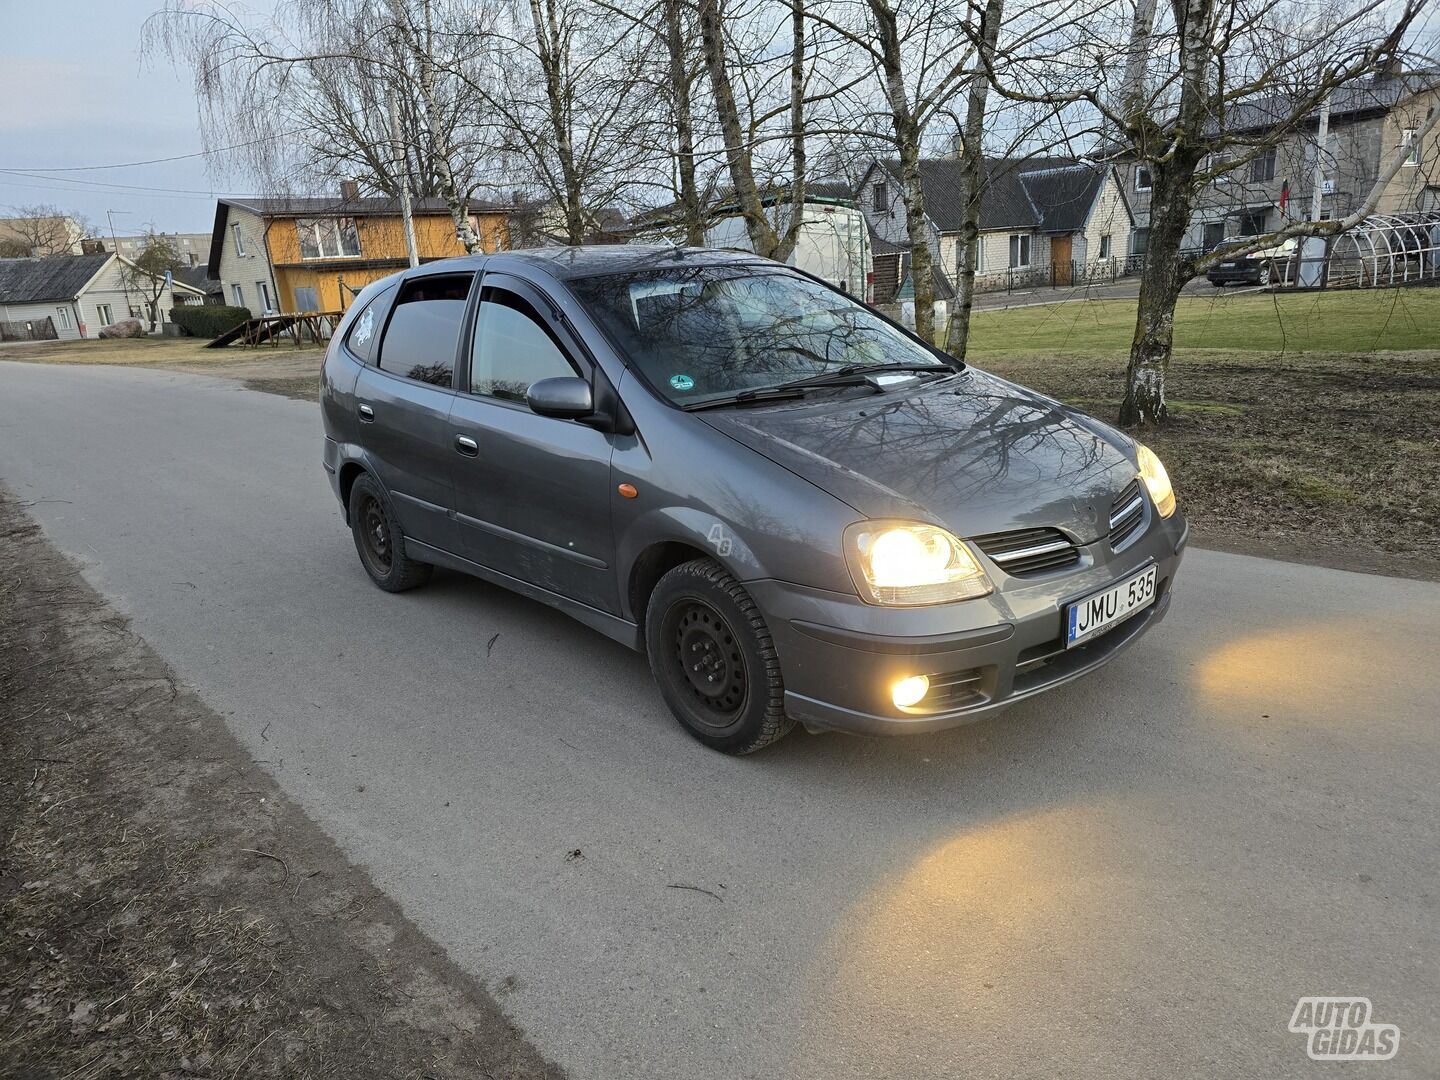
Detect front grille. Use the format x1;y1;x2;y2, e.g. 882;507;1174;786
972;527;1080;576
1108;479;1145;550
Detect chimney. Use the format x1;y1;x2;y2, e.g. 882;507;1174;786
340;179;360;202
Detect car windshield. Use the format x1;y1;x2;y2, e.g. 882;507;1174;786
568;265;950;405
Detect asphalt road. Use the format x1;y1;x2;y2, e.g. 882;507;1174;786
3;360;1437;1079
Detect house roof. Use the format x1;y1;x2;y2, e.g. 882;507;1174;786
1091;70;1440;158
0;253;111;304
175;265;223;295
870;157;1110;234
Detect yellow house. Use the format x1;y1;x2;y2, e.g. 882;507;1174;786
208;192;513;316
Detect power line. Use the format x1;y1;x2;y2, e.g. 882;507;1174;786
0;170;269;198
0;130;308;174
0;177;225;203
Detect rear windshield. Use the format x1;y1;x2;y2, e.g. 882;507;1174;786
568;266;946;405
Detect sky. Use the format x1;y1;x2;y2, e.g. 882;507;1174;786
0;0;274;236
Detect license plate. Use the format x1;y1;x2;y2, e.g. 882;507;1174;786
1066;565;1158;648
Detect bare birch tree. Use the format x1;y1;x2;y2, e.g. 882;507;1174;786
983;0;1435;423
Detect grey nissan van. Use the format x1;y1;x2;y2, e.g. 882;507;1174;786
321;247;1187;753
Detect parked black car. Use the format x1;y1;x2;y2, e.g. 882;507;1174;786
1206;238;1297;286
321;247;1187;753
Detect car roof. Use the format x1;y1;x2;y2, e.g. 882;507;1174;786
403;245;772;283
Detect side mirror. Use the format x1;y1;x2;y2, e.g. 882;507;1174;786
526;376;594;420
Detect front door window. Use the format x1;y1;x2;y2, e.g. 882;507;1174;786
470;295;580;402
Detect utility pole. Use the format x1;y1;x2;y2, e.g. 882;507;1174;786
107;209;135;318
1299;95;1332;287
388;85;420;268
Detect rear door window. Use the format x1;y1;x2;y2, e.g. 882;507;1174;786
377;273;474;386
343;284;396;364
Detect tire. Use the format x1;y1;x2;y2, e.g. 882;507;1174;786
645;558;793;754
1258;263;1271;286
348;472;432;592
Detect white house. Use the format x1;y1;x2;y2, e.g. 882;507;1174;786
632;183;873;298
858;156;1134;294
0;253;204;340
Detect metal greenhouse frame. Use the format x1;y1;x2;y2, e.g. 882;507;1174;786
1323;211;1440;288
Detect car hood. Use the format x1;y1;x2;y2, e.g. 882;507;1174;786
698;368;1138;542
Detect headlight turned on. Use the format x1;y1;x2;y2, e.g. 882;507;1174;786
1136;443;1177;518
845;522;993;606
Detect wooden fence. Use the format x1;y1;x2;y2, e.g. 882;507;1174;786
0;317;58;343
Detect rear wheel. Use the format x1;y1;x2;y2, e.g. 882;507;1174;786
349;473;432;592
645;558;793;754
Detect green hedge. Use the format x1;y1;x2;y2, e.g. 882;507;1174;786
169;305;252;338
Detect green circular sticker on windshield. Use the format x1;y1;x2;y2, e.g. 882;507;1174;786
669;374;695;391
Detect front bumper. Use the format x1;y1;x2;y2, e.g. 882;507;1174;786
748;513;1189;736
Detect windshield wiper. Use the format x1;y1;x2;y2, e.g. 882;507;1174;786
770;361;955;391
680;386;810;412
679;362;958;413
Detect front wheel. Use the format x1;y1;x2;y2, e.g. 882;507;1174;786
1258;263;1272;286
645;559;793;754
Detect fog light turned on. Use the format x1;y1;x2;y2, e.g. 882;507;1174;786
891;675;930;709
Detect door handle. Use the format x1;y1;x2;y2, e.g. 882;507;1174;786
455;434;479;457
358;403;375;422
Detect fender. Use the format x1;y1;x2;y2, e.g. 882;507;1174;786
619;505;770;587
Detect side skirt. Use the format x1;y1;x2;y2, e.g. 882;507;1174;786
405;538;643;652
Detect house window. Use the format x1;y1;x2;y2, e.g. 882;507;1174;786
296;218;362;259
1131;227;1150;255
293;285;319;312
231;284;245;307
1099;234;1112;260
1008;234;1031;268
1401;128;1419;166
1238;209;1267;236
256;281;273;313
95;303;113;325
231;222;246;256
1250;147;1278;183
55;306;72;330
1202;221;1226;250
1210;153;1232;183
1135;165;1153;192
872;181;888;212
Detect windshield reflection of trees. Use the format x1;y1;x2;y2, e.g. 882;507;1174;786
576;264;940;400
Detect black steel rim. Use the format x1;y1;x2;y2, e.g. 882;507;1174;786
670;600;748;729
358;494;392;573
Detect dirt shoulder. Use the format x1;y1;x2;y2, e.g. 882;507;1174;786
982;348;1440;583
0;491;562;1079
0;336;323;401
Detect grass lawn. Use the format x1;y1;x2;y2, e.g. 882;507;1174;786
967;288;1440;578
966;286;1440;357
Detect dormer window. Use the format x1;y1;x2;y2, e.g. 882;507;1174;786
297;218;362;259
